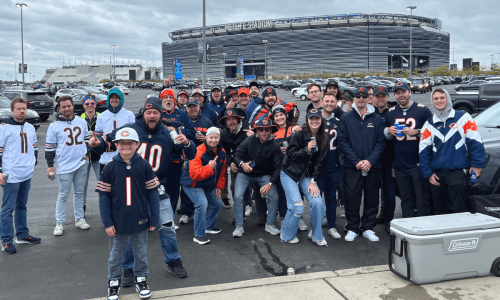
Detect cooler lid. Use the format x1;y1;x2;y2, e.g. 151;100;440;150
390;213;500;235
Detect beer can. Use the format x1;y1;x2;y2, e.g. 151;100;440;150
310;137;318;152
196;131;201;136
170;130;180;144
282;141;289;148
49;171;56;181
1;173;9;185
362;170;368;176
287;268;295;275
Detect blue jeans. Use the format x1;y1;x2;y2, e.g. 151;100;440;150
317;171;339;229
108;230;149;281
1;179;31;244
83;160;100;205
55;163;87;224
233;173;278;227
280;171;325;242
183;187;223;238
179;187;194;216
123;198;181;270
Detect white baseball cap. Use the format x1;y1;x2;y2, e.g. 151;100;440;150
113;128;140;142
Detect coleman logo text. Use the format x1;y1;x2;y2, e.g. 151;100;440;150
449;238;479;251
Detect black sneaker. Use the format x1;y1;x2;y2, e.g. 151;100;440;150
135;276;151;299
166;259;187;278
15;235;41;244
121;269;134;287
2;243;16;254
222;198;231;209
205;227;221;234
107;280;120;300
193;236;210;245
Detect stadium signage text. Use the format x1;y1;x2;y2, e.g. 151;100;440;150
225;20;274;31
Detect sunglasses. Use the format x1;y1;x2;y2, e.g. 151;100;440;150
256;128;271;132
84;101;96;106
354;94;368;99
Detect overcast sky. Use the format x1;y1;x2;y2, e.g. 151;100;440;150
1;0;498;82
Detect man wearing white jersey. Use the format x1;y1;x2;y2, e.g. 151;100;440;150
95;89;135;171
1;97;41;254
46;96;90;236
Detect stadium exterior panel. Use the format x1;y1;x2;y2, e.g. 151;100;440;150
162;13;450;80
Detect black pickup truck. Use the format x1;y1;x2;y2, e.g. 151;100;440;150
451;83;500;114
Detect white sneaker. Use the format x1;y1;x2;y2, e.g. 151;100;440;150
339;205;345;219
174;223;179;231
307;230;313;240
280;233;299;244
75;218;90;230
312;237;328;246
53;223;64;236
245;205;252;217
363;230;379;242
179;215;193;224
322;216;328;227
232;226;244;237
298;219;308;231
345;230;358;242
265;224;280;236
328;228;341;239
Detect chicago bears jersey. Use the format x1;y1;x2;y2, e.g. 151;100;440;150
322;116;340;173
0;122;37;183
45;116;89;174
95;108;135;164
385;102;432;173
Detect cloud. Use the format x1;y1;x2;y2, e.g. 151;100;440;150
0;0;498;81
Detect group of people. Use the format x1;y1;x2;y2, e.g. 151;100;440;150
0;77;487;300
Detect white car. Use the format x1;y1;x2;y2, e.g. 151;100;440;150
55;89;88;101
294;85;311;101
291;83;310;96
114;86;130;95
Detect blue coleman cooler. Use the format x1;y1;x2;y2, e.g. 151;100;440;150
389;213;500;284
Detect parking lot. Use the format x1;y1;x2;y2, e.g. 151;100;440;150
0;84;453;299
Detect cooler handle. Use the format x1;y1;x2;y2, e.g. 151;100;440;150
388;233;411;281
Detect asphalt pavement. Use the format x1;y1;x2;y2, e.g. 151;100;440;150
0;84;454;299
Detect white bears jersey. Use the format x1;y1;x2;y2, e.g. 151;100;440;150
95;109;135;164
46;117;89;174
0;122;37;183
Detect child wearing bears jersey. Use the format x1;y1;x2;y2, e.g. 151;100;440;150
97;128;160;300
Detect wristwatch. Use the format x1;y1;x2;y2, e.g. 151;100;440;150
415;129;421;136
268;182;273;187
311;178;316;183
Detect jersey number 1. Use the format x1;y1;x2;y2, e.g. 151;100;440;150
126;177;132;206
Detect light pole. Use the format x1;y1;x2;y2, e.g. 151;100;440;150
222;53;226;80
263;40;268;79
202;0;206;89
391;55;394;76
16;3;27;88
406;6;416;79
109;53;112;81
111;45;116;81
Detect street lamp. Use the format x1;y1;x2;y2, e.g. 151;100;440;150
406;5;416;79
263;40;268;79
222;53;227;80
111;45;116;81
16;3;27;88
451;48;455;70
108;53;112;81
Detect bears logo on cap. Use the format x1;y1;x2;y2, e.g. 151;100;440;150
121;130;130;137
268;88;272;93
310;109;318;113
359;87;365;92
146;104;153;108
263;120;268;125
396;82;403;86
379;87;384;91
227;111;233;115
189;99;195;102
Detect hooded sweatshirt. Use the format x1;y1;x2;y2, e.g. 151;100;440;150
95;89;135;164
200;99;219;127
208;92;227;116
419;89;487;178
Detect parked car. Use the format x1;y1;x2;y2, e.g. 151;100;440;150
451;83;500;114
282;80;301;91
0;96;41;130
2;90;53;121
54;89;105;115
291;84;310;96
455;80;486;91
410;79;431;93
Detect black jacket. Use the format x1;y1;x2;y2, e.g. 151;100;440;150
220;120;250;166
281;130;327;182
233;134;282;185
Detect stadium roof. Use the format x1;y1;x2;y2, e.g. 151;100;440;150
169;13;442;41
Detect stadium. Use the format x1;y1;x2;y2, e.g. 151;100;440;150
162;13;450;80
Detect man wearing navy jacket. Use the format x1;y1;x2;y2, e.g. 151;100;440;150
338;87;386;243
89;97;196;285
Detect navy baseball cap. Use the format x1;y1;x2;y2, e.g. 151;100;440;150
355;86;369;95
252;118;278;133
393;82;409;92
186;98;199;107
306;108;322;119
374;86;389;96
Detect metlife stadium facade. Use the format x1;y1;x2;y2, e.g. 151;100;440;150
162;13;450;80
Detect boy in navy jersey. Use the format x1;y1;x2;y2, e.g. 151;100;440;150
98;128;159;300
384;82;432;218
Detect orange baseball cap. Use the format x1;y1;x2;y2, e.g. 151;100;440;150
238;87;250;96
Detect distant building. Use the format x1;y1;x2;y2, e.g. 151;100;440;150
41;64;161;84
162;13;450;79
